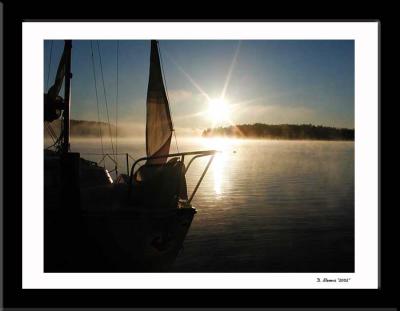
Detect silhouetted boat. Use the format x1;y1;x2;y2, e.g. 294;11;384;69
44;40;216;272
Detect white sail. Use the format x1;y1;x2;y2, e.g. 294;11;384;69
145;40;173;164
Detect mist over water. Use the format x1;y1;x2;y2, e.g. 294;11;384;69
70;137;354;272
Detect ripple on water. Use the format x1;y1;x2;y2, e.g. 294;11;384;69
72;138;354;272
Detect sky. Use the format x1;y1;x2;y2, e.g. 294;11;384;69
44;40;354;136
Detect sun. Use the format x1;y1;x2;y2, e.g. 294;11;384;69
207;98;231;125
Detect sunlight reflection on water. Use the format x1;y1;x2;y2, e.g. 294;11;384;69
198;137;237;197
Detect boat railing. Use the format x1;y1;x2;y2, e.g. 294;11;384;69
129;150;218;203
81;150;218;203
80;152;136;175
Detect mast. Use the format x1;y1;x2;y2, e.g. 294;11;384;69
62;40;72;154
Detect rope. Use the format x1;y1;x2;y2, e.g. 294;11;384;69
45;121;57;144
90;41;105;156
157;41;180;153
96;41;116;162
45;123;64;151
46;41;53;91
173;131;179;153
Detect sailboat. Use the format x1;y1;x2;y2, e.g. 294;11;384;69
44;40;216;272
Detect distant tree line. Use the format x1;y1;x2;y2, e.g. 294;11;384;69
202;123;354;141
44;119;117;138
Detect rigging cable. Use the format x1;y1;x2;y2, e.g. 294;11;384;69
96;41;116;163
45;121;57;144
90;41;105;157
115;40;119;174
46;41;53;91
158;41;180;154
45;123;64;151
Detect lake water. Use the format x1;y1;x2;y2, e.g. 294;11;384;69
70;137;354;272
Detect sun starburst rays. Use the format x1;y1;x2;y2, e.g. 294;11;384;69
166;41;247;129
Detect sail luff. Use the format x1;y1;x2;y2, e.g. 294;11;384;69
145;40;173;164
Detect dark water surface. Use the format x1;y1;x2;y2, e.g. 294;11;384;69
72;137;354;272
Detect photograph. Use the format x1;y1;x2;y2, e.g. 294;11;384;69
43;38;355;273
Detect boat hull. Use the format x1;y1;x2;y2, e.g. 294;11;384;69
44;152;196;272
83;206;196;272
45;193;196;272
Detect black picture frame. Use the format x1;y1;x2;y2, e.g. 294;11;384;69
1;6;387;309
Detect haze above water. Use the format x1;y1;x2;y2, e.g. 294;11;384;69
70;137;354;272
